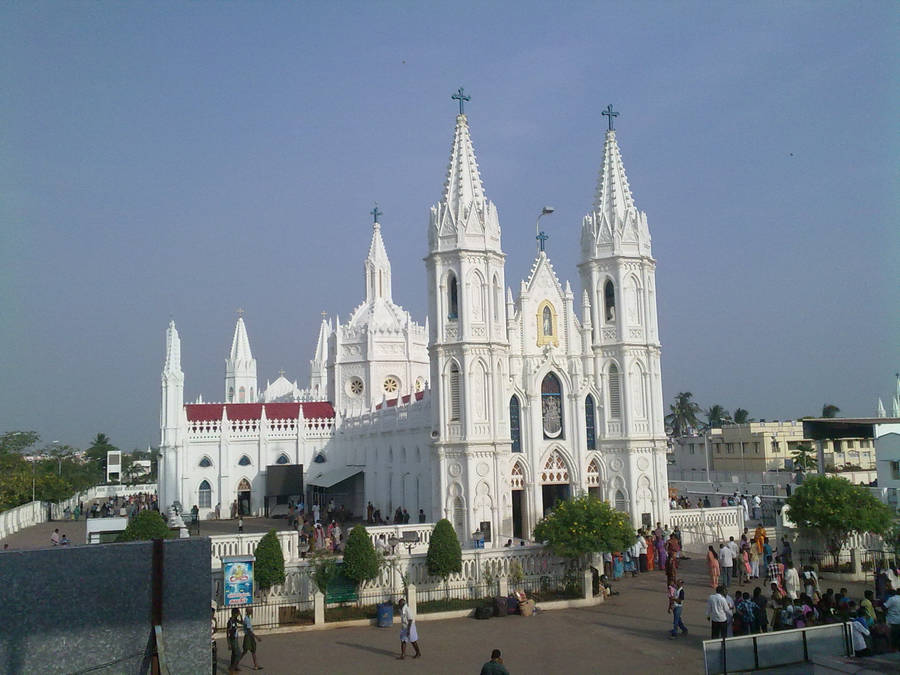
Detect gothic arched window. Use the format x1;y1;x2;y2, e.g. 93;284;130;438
604;279;616;322
238;455;252;466
608;364;622;418
199;480;212;508
275;454;290;465
493;274;502;322
541;372;563;439
228;387;234;402
585;394;597;450
615;489;627;511
448;272;459;320
509;396;522;452
448;363;461;421
238;386;246;403
199;456;213;468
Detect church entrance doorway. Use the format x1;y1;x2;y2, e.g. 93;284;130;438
237;478;252;516
512;490;524;539
541;484;569;514
540;450;571;516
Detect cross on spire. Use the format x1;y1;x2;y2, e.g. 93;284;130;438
536;231;549;252
278;368;286;377
602;104;619;131
452;87;471;115
236;307;245;317
371;203;381;223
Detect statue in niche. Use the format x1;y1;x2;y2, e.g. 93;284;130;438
542;306;553;336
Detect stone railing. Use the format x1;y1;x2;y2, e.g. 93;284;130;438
366;523;434;554
668;506;745;552
0;500;46;540
209;531;298;567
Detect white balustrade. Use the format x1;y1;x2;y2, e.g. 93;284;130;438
668;506;745;552
0;501;46;540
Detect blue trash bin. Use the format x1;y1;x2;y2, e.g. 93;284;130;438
376;602;393;627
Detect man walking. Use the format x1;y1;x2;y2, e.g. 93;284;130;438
668;579;688;637
397;598;421;660
239;606;262;670
480;649;509;674
706;585;733;639
226;609;241;673
718;541;734;588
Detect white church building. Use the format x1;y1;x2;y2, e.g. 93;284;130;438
158;97;670;544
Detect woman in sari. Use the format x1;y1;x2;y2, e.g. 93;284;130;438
707;545;720;589
645;534;655;571
656;534;668;571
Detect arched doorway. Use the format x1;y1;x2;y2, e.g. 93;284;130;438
237;478;252;516
586;458;601;500
540;450;570;515
510;462;526;540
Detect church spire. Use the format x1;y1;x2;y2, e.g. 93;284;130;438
163;319;182;376
877;397;887;418
441;110;487;224
429;88;501;252
592;125;635;223
229;315;253;362
365;207;392;303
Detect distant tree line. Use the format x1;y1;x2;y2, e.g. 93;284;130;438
0;430;159;511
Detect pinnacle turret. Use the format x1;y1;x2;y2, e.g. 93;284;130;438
442;114;487;220
164;320;182;375
226;314;257;402
365;220;392;303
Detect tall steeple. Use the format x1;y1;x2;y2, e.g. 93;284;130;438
226;313;257;402
592;129;635;224
429;101;501;253
163;319;182;377
309;315;330;394
365;209;392;303
877;398;887;418
159;320;184;512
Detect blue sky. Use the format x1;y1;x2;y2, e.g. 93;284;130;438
1;2;897;451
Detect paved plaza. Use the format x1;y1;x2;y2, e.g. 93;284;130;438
215;554;875;675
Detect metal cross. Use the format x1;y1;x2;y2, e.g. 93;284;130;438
236;307;245;317
452;87;471;115
536;231;549;252
602;104;619;131
278;368;286;377
321;310;327;319
371;204;381;223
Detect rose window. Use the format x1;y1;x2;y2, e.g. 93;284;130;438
348;377;364;396
383;376;399;394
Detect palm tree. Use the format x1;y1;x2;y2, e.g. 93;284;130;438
705;404;732;429
821;404;840;418
792;442;817;470
733;408;751;424
665;392;702;437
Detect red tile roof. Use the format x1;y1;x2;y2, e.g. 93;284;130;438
375;391;425;410
185;401;335;422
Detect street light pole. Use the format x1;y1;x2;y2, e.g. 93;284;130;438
534;206;555;251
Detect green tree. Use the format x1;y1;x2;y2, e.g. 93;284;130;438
665;392;701;437
0;431;40;455
426;519;462;598
116;510;173;542
84;433;118;479
704;404;732;429
821;404;841;418
786;475;893;556
532;493;635;568
311;556;339;596
254;529;286;592
733;408;751;424
341;525;379;597
792;442;817;471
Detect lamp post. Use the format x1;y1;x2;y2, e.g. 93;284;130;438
535;206;555;251
53;441;61;475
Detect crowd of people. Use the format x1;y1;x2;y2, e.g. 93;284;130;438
703;524;900;656
58;492;158;520
668;492;765;521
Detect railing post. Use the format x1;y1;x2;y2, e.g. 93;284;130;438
583;569;593;601
314;591;325;625
498;576;509;598
407;583;417;616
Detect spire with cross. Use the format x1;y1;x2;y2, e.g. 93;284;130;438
602;104;619;131
371;203;382;224
536;231;549;252
452;87;471;115
236;307;245;318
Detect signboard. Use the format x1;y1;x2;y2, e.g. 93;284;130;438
222;555;255;607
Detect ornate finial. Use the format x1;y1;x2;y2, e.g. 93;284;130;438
452;87;471;115
278;368;286;377
602;104;619;132
536;231;549;252
236;307;245;318
321;310;327;320
371;203;382;224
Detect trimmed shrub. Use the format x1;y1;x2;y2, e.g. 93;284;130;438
254;529;286;591
116;510;172;542
342;524;379;590
426;518;462;584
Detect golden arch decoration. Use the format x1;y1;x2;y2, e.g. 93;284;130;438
536;300;559;347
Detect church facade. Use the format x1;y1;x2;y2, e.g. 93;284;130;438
158;101;670;544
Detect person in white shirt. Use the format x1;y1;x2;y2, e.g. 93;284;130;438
884;588;900;649
849;611;871;656
740;496;749;523
706;586;733;639
727;536;740;559
397;598;421;659
752;494;762;521
718;543;734;588
783;561;801;600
